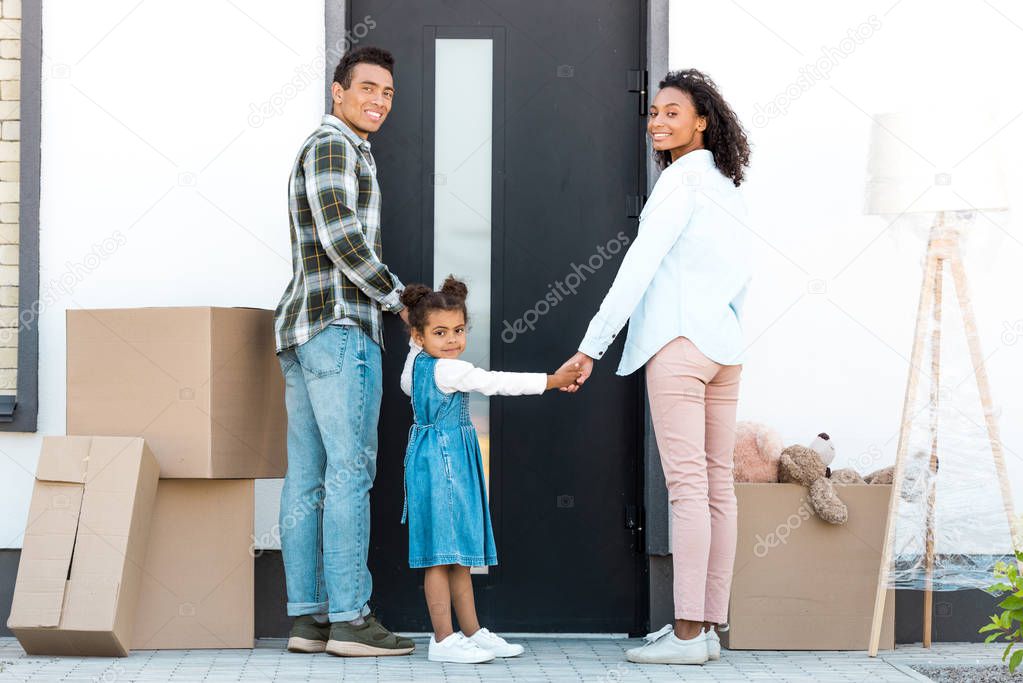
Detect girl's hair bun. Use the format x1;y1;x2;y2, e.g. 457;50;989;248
399;276;470;332
400;283;433;309
440;275;468;300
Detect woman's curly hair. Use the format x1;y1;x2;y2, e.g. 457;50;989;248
655;69;751;187
399;275;469;332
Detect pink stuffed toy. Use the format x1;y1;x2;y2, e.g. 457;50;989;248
732;421;784;483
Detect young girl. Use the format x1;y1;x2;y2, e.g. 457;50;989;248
399;276;582;664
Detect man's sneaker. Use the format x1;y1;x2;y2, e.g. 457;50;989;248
625;624;708;665
287;615;329;653
325;613;415;657
428;632;495;663
705;627;720;660
466;627;525;657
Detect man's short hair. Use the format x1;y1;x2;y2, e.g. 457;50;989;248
333;46;395;88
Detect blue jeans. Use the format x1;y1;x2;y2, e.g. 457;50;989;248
277;325;381;622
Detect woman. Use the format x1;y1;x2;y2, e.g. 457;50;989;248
562;69;752;665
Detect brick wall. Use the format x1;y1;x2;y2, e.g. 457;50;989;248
0;0;18;394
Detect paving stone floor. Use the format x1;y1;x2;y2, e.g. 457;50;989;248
0;637;1009;681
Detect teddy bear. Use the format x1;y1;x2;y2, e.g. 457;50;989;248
831;464;894;485
830;468;866;484
778;433;849;524
819;436;896;486
732;421;784;483
865;465;894;485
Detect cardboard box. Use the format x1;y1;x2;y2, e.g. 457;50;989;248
8;436;159;656
67;307;286;478
724;483;896;650
131;479;254;649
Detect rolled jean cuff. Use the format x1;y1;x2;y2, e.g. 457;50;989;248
287;601;329;617
328;603;371;623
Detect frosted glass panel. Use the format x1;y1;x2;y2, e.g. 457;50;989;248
433;38;492;471
434;37;493;575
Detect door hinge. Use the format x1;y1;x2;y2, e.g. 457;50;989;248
626;194;645;218
628;69;648;115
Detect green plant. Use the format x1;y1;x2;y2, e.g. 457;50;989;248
981;551;1023;672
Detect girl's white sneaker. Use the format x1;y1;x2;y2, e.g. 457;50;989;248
625;624;708;665
466;627;525;657
428;632;495;664
705;627;721;660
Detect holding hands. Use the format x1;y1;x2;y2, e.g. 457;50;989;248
557;352;594;393
546;362;584;391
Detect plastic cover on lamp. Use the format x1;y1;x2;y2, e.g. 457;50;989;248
881;262;1017;591
865;111;1009;215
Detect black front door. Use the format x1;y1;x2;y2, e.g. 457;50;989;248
362;0;648;634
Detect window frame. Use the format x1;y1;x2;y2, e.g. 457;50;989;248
1;0;41;432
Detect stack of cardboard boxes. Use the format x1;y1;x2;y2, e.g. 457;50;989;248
7;307;287;655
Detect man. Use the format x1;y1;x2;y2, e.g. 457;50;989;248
273;46;413;657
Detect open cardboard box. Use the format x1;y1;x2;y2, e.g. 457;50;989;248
7;437;159;656
66;307;286;478
723;482;896;650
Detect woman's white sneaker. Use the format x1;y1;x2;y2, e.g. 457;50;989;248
705;627;720;660
466;627;525;657
625;624;708;665
428;632;495;664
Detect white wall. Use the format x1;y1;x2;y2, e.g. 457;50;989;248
0;0;325;548
671;0;1023;549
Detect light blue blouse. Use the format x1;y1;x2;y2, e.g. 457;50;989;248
578;148;752;375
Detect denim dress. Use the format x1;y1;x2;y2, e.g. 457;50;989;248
401;349;498;568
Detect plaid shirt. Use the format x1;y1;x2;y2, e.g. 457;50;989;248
274;115;404;353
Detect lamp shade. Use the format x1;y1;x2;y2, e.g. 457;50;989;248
865;111;1008;215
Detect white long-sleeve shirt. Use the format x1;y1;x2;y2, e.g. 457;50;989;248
578;148;753;375
400;340;547;397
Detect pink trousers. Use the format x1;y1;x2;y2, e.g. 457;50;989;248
645;336;741;624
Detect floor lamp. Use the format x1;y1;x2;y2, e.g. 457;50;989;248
862;112;1018;656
